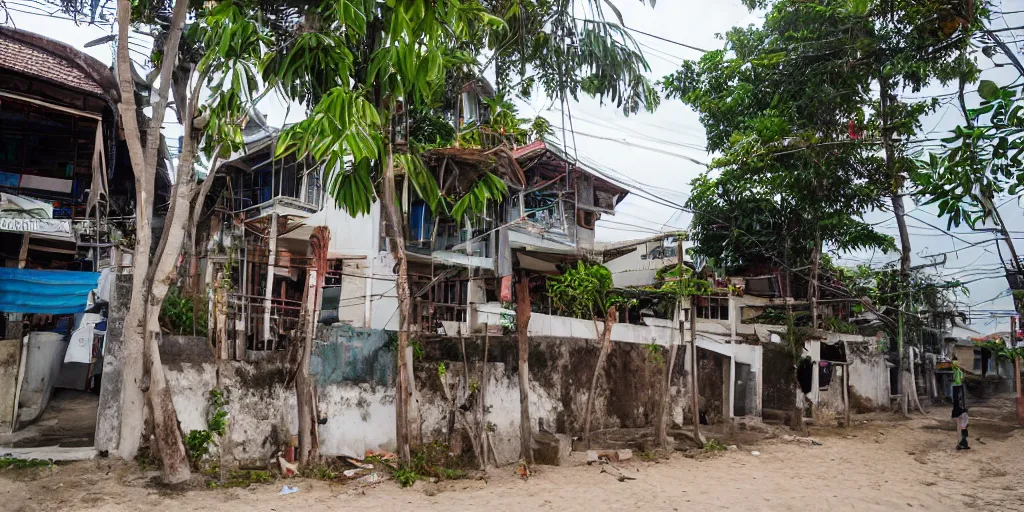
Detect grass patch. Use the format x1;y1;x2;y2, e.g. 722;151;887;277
206;469;273;489
638;450;660;462
0;457;52;470
703;439;727;452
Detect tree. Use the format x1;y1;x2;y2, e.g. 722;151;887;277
547;261;628;447
53;0;265;484
662;0;895;314
265;0;661;465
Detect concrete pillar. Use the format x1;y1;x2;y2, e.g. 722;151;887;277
263;213;279;341
726;355;735;419
728;296;738;341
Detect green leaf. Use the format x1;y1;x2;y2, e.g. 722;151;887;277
978;80;1000;102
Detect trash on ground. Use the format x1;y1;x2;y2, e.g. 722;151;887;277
279;485;299;495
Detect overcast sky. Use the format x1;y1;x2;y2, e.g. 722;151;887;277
5;1;1024;332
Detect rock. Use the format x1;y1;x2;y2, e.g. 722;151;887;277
412;480;439;496
533;431;571;466
587;449;633;463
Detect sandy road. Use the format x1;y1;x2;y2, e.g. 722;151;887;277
3;395;1022;511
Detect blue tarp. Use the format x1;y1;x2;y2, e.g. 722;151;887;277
0;267;99;314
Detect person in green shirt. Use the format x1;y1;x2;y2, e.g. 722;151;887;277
951;358;969;450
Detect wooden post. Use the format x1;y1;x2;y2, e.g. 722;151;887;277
843;364;850;428
689;303;703;447
17;234;29;268
515;272;534;464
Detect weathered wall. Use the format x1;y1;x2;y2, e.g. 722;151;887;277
161;325;693;466
94;272;131;454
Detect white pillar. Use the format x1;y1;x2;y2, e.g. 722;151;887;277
263;212;279;341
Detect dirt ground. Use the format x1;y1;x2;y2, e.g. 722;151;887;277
0;390;99;449
2;394;1023;512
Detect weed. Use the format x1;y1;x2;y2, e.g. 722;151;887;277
184;388;230;468
0;457;52;470
437;362;447;378
159;286;208;335
308;466;339;481
638;450;660;462
439;467;467;480
393;467;420;487
703;439;727;452
206;469;272;488
134;451;162;471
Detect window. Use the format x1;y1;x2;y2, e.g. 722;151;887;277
461;92;479;125
695;296;729;320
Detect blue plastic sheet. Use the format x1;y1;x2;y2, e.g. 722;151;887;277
0;267;100;314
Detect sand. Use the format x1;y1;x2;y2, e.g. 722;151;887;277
3;394;1023;511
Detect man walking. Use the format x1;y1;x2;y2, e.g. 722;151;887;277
952;359;969;450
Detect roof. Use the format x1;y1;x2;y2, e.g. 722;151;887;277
512;139;630;201
595;233;689;263
0;27;118;100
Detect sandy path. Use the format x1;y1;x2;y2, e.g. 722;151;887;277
3;397;1023;512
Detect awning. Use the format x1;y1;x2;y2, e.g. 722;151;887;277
0;267;99;314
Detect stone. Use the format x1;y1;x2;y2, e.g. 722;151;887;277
587;449;633;463
533;431;571;466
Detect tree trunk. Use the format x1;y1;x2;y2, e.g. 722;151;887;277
143;308;190;483
296;271;316;464
380;147;413;464
807;233;822;330
881;70;912;415
113;0;189;468
583;306;617;448
908;347;925;415
655;341;678;451
514;273;533;464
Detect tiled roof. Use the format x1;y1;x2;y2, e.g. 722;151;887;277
0;29;110;97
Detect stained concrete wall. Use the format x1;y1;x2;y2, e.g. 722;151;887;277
161;325;694;466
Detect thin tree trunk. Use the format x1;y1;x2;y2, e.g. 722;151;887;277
881;71;912;415
113;0;189;467
689;303;703;446
143;308;190;483
583;306;617;448
381;147;413;464
515;273;533;465
808;233;822;330
296;269;316;464
480;326;490;470
908;347;925;415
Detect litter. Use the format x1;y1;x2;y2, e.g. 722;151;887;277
279;485;299;495
357;472;384;484
751;451;760;456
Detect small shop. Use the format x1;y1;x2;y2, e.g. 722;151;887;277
0;26;122;452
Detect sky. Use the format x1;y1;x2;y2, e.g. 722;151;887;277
4;0;1024;333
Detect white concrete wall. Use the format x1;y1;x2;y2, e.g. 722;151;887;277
324;201;380;258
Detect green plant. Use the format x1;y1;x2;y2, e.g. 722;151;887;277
159;286;208;336
646;343;665;367
184;429;216;464
824;316;857;335
0;457;52;470
437;362;447;379
184;388;230;467
703;439;727;452
547;261;623;320
393;467;420;487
